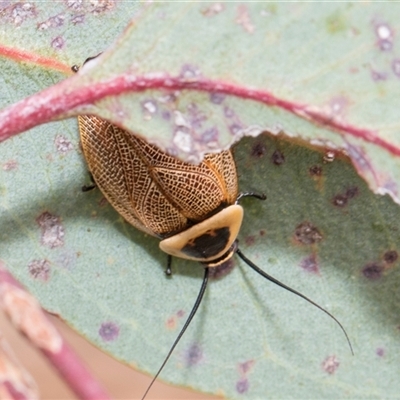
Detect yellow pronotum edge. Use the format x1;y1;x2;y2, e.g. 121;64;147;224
159;205;244;263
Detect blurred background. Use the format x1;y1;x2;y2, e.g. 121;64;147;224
0;312;221;399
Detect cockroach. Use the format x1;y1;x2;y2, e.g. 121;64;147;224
72;57;353;399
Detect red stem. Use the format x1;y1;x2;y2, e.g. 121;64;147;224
0;68;398;157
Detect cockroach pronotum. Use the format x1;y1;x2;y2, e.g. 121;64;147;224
72;57;353;399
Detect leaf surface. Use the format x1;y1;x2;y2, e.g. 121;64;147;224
1;2;400;399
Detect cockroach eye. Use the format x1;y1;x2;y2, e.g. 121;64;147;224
74;56;353;400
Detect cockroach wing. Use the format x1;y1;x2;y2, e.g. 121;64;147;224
79;115;238;238
123;133;238;222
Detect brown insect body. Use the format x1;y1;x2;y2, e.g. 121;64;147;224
79;115;240;264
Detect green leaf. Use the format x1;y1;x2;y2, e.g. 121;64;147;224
1;2;400;399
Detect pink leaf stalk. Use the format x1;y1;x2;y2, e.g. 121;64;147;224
0;68;399;159
0;261;110;400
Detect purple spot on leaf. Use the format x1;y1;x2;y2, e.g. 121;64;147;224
202;127;218;142
245;235;255;246
229;124;242;135
36;212;64;249
67;0;84;10
376;347;385;357
187;103;206;129
238;360;255;375
71;14;85;25
209;258;235;280
375;23;393;51
99;322;119;342
37;13;65;30
362;263;384;280
371;69;387;81
321;355;339;375
300;254;320;274
28;259;51;282
379;39;393;51
224;106;235;118
294;222;323;245
185;343;203;367
383;250;398;264
332;194;348;208
332;186;358;208
90;0;115;14
4;3;37;26
210;92;226;104
271;150;285;165
345;186;359;199
2;160;18;171
51;36;65;50
161;110;171;120
236;378;249;394
392;59;400;77
54;135;73;154
309;165;323;177
180;64;201;82
251;142;267;158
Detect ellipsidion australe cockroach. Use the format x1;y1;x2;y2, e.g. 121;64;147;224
73;57;353;399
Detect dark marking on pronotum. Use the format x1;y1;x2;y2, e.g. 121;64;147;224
181;227;230;259
28;259;51;282
294;222;323;245
362;262;384;280
271;149;285;165
99;321;120;342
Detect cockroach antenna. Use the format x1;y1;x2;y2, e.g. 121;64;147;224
235;248;354;356
140;194;352;399
141;267;209;400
